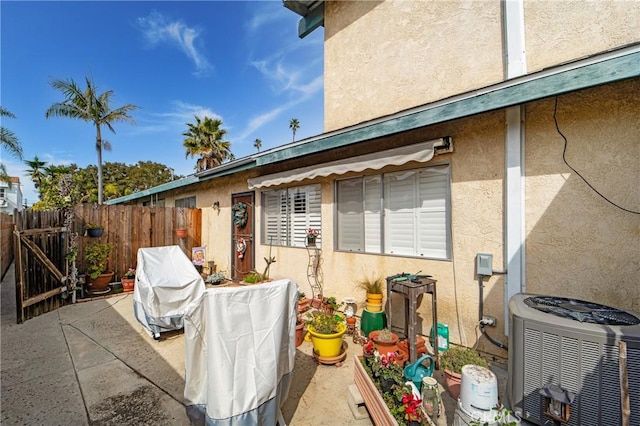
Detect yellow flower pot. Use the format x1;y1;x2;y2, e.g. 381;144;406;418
307;322;347;357
366;302;383;313
367;293;383;302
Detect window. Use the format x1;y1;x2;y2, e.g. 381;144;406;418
0;188;5;199
336;165;451;259
175;196;196;208
262;184;321;247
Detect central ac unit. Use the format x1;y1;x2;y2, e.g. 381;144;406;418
508;293;640;426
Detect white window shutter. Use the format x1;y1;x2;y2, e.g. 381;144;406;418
384;171;417;255
417;166;449;258
364;176;382;253
337;179;364;251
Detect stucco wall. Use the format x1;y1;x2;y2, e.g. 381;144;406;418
243;112;509;356
194;81;638;359
524;0;640;73
323;0;640;132
324;0;503;131
524;80;640;312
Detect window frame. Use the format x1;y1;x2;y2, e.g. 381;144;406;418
261;183;322;248
335;163;452;260
175;196;196;208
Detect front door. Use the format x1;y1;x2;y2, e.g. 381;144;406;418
231;192;254;281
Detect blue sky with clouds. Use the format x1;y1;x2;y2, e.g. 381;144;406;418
1;1;324;205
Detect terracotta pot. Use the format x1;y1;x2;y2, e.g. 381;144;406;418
298;298;309;314
121;277;135;292
88;271;114;292
444;368;462;400
369;330;406;366
296;322;305;347
175;228;188;238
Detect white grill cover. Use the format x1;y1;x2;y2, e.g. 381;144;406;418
184;279;298;425
133;245;205;335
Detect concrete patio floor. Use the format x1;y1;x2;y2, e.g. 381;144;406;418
1;264;508;425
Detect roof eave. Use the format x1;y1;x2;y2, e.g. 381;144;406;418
257;45;640;165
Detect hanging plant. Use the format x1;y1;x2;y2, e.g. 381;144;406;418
232;202;248;228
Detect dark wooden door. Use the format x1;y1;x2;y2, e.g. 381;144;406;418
231;192;254;280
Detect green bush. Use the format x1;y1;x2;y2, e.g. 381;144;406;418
440;345;488;374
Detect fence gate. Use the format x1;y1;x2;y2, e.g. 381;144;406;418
13;205;201;323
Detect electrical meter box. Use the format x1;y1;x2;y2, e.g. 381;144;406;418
476;253;493;276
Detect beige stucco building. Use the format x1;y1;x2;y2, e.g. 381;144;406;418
110;1;640;362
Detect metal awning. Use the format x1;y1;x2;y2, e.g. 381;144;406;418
247;138;447;189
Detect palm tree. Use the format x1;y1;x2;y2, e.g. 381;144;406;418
24;155;47;199
289;118;300;142
45;77;138;204
0;106;23;186
253;138;262;152
183;116;232;172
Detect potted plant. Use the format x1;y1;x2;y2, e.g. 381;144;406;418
306;227;319;246
298;292;309;314
357;274;385;312
305;308;346;358
84;242;114;293
85;223;104;238
121;267;136;292
440;345;489;399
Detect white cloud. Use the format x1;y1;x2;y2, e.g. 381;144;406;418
238;106;286;140
136;10;212;75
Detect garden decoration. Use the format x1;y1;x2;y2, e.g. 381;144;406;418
236;237;247;259
231;202;248;228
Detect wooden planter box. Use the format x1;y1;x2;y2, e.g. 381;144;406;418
353;355;399;426
353;355;437;426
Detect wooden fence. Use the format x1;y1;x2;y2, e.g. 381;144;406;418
14;205;201;323
1;214;15;279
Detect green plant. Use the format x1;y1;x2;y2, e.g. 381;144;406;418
324;296;343;312
86;223;103;230
242;272;263;284
298;292;307;300
357;274;385;294
123;268;136;279
84;242;112;279
305;310;345;334
440;345;488;374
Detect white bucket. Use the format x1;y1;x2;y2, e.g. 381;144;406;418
459;365;498;414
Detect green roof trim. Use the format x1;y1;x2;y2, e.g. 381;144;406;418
297;2;324;38
105;175;199;205
257;49;640;166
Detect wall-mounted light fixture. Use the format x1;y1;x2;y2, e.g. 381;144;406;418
212;201;220;211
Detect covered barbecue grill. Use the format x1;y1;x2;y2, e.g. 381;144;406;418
133;245;205;339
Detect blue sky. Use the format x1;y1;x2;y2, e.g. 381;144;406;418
1;1;324;205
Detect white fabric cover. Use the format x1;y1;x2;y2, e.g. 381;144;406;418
133;245;205;335
183;279;298;425
247;139;441;189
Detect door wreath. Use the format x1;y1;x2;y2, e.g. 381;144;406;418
236;238;247;259
232;202;248;228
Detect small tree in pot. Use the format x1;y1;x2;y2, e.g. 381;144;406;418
85;242;114;293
